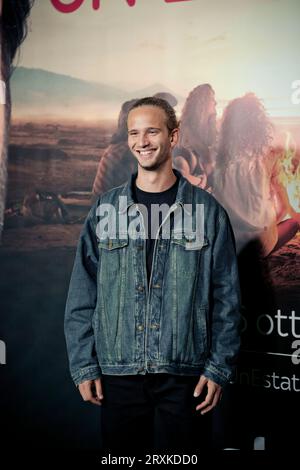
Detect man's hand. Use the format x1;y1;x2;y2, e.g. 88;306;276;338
78;378;103;406
193;375;222;415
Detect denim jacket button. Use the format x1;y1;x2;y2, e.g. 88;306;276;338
137;285;145;292
137;325;144;331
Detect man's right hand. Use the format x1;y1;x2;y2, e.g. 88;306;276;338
78;378;103;406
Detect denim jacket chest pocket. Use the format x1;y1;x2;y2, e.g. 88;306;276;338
169;230;209;276
98;232;129;280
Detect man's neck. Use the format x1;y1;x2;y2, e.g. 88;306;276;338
135;166;177;193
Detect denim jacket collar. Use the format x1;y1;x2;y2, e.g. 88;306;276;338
118;168;193;216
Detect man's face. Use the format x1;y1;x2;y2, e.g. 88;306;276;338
127;105;178;172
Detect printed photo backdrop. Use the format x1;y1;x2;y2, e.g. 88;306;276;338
0;0;300;452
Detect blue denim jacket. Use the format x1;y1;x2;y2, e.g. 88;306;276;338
64;169;241;388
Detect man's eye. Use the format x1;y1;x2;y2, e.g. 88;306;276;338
149;130;158;135
129;132;138;136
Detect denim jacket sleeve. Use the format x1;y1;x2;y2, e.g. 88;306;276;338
203;206;241;388
64;198;101;387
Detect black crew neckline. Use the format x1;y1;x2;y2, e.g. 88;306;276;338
134;176;178;196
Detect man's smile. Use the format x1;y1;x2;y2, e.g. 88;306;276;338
136;149;157;157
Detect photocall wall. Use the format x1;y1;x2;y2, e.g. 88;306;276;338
0;0;299;452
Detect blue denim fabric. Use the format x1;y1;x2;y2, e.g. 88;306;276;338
64;169;241;387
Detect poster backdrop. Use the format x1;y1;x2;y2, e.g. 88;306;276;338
0;0;300;453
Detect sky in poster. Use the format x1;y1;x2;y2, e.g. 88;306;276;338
15;0;300;116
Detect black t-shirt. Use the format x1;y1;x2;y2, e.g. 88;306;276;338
132;173;179;286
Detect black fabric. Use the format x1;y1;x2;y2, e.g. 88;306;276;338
100;373;212;454
132;172;179;286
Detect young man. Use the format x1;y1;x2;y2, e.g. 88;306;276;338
64;97;241;453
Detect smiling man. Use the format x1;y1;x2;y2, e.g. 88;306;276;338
64;97;241;454
128;103;176;171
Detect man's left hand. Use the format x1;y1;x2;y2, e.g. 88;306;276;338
193;375;222;415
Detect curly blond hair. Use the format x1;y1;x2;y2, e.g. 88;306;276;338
216;93;273;170
178;84;216;154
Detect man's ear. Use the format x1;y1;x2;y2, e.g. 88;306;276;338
170;128;179;146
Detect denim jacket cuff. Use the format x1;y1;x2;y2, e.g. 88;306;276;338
72;365;102;387
202;362;232;388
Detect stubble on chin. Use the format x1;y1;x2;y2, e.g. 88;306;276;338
138;152;170;173
139;161;162;172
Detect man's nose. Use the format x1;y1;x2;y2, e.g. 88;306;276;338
138;133;150;147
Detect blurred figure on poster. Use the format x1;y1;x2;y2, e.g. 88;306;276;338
0;0;34;241
173;83;217;191
92;98;138;200
92;92;178;201
272;134;300;224
212;92;300;257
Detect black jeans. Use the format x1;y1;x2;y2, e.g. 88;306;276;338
100;373;212;454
